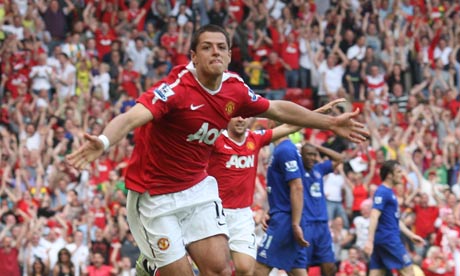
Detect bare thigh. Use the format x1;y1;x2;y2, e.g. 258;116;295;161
187;234;232;276
158;256;195;276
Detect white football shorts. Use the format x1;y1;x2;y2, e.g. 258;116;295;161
225;207;257;259
126;176;229;268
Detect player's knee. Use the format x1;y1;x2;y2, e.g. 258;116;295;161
321;263;337;276
234;262;255;276
199;260;232;276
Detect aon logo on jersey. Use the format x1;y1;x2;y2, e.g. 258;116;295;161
226;155;255;169
187;122;223;145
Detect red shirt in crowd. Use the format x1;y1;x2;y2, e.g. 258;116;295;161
120;69;140;99
0;247;20;276
90;206;107;229
118;0;154;31
352;184;368;212
160;32;179;54
422;255;455;276
280;41;300;70
413;204;439;238
263;60;286;90
87;265;113;276
91;158;114;185
95;29;117;60
228;0;245;23
338;259;367;276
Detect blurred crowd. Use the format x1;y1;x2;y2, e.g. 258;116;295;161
1;0;460;275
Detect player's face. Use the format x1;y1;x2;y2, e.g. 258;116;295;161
191;32;231;77
390;165;403;185
301;146;318;170
228;117;248;136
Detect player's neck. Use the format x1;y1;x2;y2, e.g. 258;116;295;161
196;72;223;91
228;131;245;143
382;181;393;189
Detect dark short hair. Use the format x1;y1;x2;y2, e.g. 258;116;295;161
380;160;400;181
190;24;231;52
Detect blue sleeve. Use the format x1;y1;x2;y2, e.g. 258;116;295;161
315;160;334;176
278;145;302;183
372;187;387;212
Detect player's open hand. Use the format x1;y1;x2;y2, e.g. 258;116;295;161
363;240;373;256
411;234;426;246
330;109;369;143
66;133;104;170
261;213;270;232
292;224;309;247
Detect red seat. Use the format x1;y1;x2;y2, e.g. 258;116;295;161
283;88;303;101
303;88;313;98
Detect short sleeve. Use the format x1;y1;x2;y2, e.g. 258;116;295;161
137;82;176;120
372;188;386;211
277;146;302;183
314;160;333;176
253;129;273;148
235;85;270;118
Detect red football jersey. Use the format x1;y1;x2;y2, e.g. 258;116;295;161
126;63;270;195
208;129;272;209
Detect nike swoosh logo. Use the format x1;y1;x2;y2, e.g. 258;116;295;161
223;145;232;150
190;104;205;110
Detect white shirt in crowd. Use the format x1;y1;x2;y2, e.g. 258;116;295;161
434;46;452;66
347;44;366;60
2;24;24;40
29;65;54;91
66;243;90;276
318;61;345;96
324;172;345;202
20;131;41;151
92;72;111;101
352;215;370;250
126;43;151;75
56;63;77;99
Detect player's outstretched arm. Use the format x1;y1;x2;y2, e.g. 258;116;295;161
270;98;347;141
66;103;153;170
260;100;368;143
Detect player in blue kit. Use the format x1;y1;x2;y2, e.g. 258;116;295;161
300;143;344;276
364;160;425;276
254;135;309;276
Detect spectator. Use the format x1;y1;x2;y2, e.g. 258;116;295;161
351;199;372;251
53;248;75;276
0;236;21;276
82;251;116;276
66;230;89;276
337;247;367;276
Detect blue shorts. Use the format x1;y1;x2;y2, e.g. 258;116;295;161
369;239;412;270
256;212;307;271
304;221;335;266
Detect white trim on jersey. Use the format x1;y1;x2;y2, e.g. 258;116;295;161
221;129;249;147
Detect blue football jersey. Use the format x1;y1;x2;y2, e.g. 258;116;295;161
372;185;400;243
266;140;305;215
302;160;333;222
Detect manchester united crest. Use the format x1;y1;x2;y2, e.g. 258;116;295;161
225;101;235;115
157;238;170;251
247;141;255;150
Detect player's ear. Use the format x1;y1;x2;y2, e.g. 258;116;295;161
190;50;197;64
